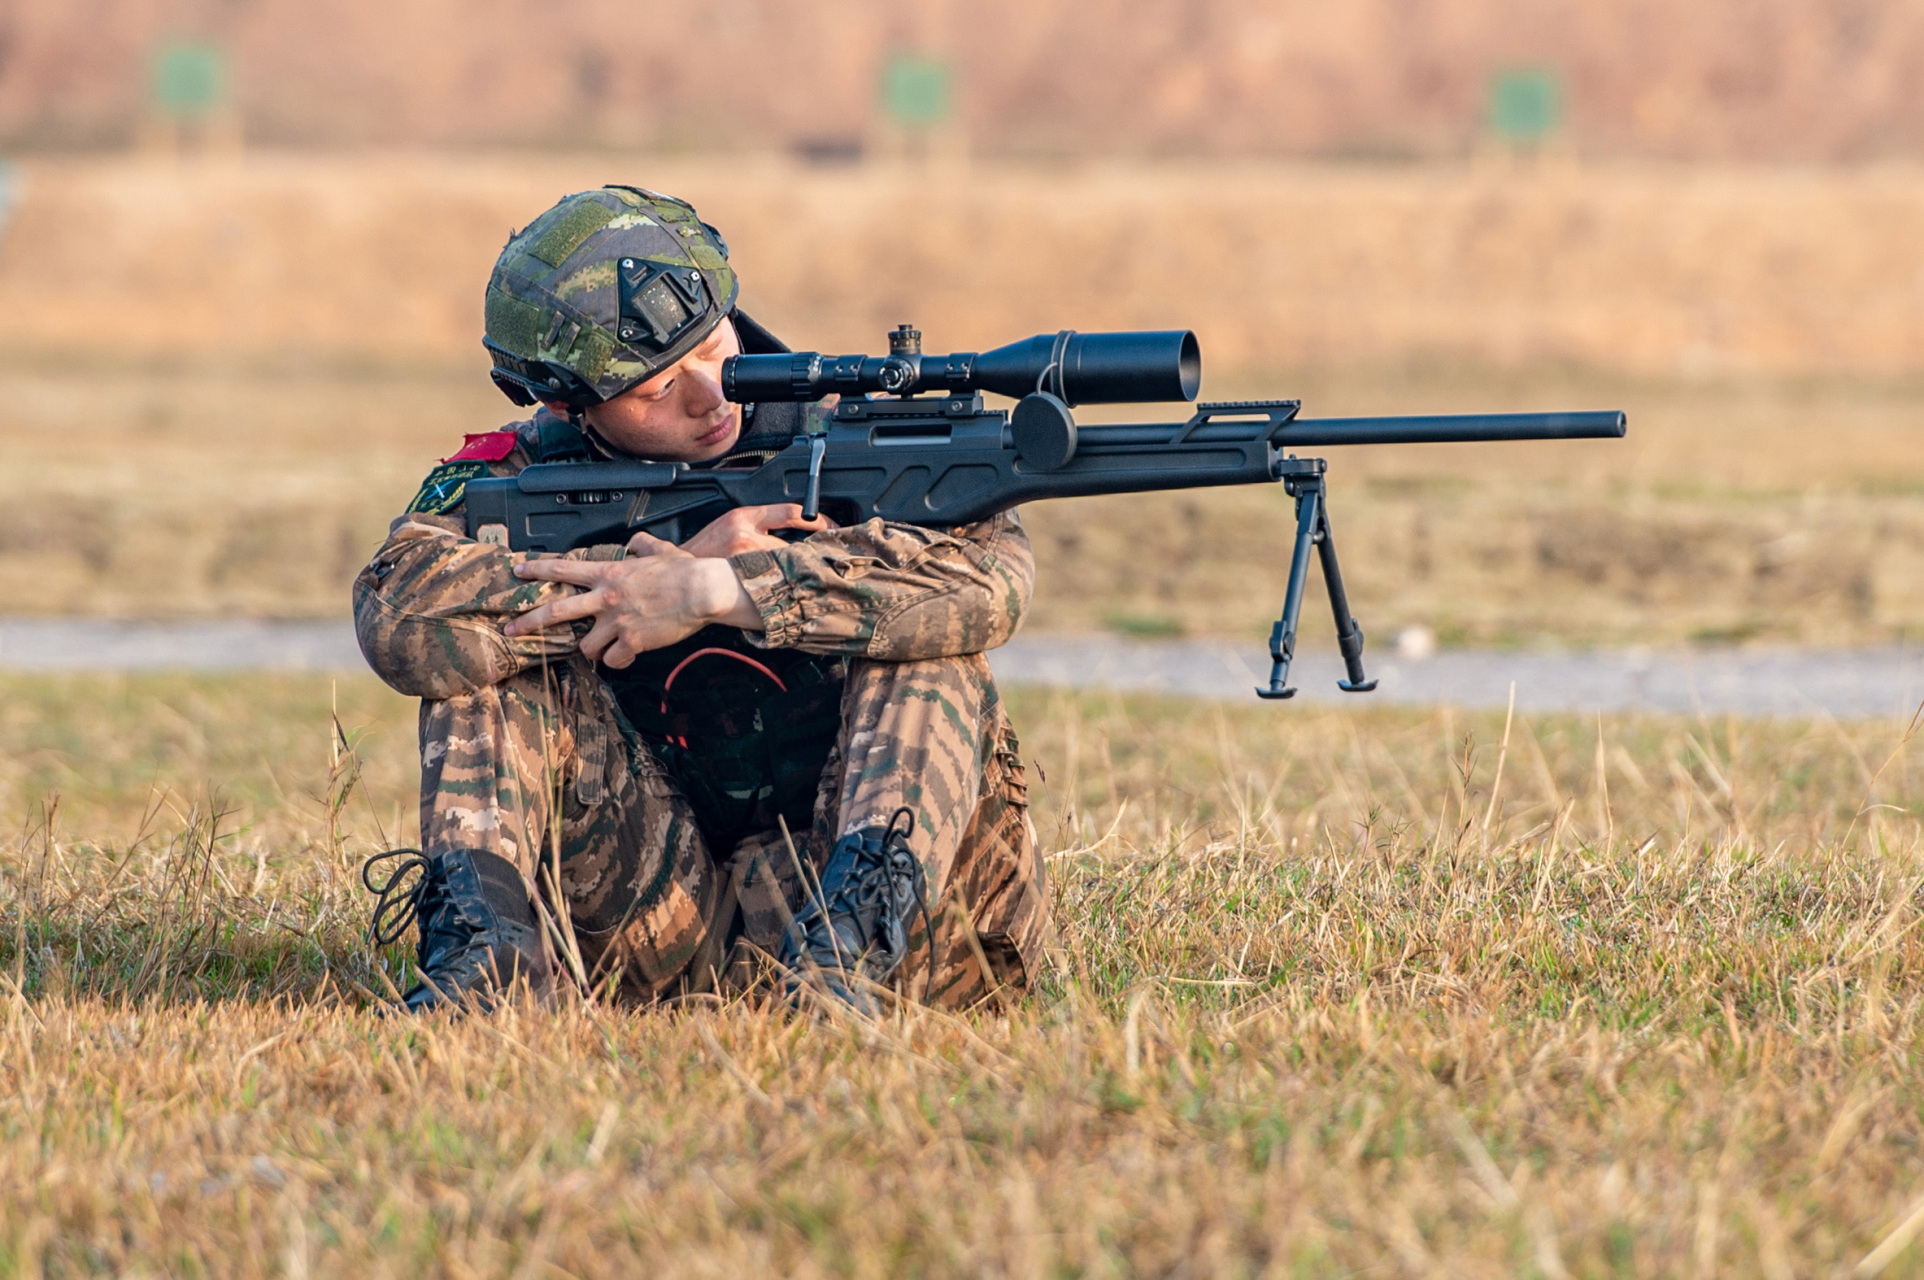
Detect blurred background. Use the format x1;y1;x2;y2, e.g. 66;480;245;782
1;0;1922;651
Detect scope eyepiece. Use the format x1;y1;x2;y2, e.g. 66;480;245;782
722;327;1201;407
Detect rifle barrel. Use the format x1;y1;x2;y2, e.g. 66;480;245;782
1068;409;1626;451
1277;410;1626;447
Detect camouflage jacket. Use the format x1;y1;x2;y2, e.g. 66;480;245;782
354;410;1035;699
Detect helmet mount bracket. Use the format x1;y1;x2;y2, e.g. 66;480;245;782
617;257;711;353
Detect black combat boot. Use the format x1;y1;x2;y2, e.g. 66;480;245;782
363;848;553;1012
778;808;932;1014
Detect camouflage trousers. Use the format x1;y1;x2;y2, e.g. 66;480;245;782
415;651;1051;1008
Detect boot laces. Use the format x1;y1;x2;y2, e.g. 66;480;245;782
362;848;432;947
364;849;490;960
885;807;937;1003
808;808;934;1003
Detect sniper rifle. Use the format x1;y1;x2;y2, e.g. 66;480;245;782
464;325;1625;701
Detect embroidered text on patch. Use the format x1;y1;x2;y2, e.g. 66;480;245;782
407;461;490;515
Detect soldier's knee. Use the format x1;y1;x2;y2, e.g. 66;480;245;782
845;652;995;701
356;605;517;699
415;669;581;777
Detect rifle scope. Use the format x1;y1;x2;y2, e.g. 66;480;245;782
722;325;1201;407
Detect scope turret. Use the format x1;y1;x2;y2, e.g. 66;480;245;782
722;326;1201;407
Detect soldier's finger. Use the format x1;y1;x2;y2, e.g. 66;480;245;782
513;557;607;586
600;637;639;669
751;504;833;533
769;506;838;533
624;530;686;560
504;589;605;636
578;616;620;662
750;503;807;529
502;603;555;636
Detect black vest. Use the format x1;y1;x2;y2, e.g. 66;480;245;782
600;630;845;850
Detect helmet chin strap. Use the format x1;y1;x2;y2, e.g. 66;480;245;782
572;411;629;462
535;398;620;460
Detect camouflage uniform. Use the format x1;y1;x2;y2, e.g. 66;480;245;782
355;410;1051;1008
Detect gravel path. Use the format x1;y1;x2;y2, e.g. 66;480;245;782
991;635;1924;720
2;618;1919;720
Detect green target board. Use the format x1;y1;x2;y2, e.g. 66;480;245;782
1488;68;1561;142
882;55;951;128
153;43;227;117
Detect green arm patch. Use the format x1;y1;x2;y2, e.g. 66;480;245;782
406;461;489;515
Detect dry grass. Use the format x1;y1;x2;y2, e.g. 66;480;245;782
3;672;1924;1274
7;154;1924;378
0;366;497;620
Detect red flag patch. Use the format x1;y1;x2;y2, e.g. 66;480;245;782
443;431;519;463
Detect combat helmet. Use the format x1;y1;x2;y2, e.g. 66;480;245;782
483;185;749;411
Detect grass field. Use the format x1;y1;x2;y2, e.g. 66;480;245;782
3;672;1924;1274
5;150;1924;1272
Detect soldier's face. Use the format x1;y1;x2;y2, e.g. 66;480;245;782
578;320;742;461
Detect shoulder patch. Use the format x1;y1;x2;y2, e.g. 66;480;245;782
407;460;489;515
444;431;520;463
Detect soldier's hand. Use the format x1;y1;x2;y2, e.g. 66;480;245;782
658;503;836;559
504;542;763;667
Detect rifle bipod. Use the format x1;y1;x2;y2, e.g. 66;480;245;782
1257;458;1379;700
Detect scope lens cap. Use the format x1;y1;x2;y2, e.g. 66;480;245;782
1012;392;1078;471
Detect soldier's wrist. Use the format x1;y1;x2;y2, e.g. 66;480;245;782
697;559;763;631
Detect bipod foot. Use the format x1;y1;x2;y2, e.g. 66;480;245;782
1256;619;1299;699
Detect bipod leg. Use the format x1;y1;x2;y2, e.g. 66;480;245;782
1313;495;1377;693
1257;478;1323;699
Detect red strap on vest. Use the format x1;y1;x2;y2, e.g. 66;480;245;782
443;431;518;463
658;648;787;749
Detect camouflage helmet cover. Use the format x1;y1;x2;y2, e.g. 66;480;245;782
483;185;740;409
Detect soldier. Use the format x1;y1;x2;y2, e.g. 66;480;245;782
355;185;1050;1014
